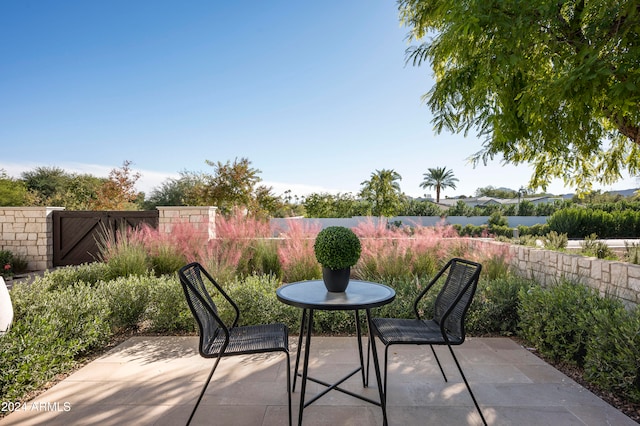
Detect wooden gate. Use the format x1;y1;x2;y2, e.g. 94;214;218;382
52;211;159;267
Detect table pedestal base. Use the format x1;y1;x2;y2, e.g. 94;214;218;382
293;308;388;426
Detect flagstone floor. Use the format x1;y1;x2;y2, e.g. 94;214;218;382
0;336;636;425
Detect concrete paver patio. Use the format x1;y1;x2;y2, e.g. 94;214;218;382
0;336;636;425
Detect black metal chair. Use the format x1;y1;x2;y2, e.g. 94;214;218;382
367;258;487;425
178;262;291;426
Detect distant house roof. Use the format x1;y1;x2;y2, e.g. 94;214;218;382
438;195;564;207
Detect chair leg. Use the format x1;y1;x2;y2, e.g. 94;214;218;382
431;344;448;382
383;345;390;405
285;351;292;426
447;345;487;426
187;355;222;426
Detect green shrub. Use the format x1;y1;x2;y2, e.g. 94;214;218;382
488;212;508;227
518;280;620;366
467;276;534;335
489;224;516;238
518;223;550;237
580;234;616;259
150;244;187;277
370;276;424;321
103;275;151;331
224;274;298;328
455;223;488;237
624;241;640;264
0;250;29;278
1;282;112;401
144;275;195;333
543;231;568;250
245;239;282;278
548;207;640;238
39;262;111;290
584;306;640;403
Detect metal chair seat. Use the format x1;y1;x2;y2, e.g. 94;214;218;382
371;317;464;346
202;323;289;357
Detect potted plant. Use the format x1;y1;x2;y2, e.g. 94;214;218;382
313;226;361;292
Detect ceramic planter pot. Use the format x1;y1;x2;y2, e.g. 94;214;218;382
322;267;350;292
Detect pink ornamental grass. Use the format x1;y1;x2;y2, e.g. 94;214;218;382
352;218;454;280
203;210;272;282
277;219;322;283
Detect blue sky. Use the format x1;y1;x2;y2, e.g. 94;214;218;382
1;1;637;199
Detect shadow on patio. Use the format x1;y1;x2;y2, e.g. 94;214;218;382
0;336;635;425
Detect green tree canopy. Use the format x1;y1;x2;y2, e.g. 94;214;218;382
359;169;406;217
21;166;104;209
0;170;28;206
420;166;458;203
475;186;518;199
399;0;640;192
302;192;366;218
179;157;271;215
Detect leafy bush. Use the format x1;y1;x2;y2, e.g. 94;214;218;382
543;231;568;250
0;250;28;278
488;212;508;227
467;276;534;335
149;243;187;277
584;306;640;403
489;224;516;238
624;241;640;265
144;274;195;333
518;223;550;237
103;275;151;331
580;233;616;259
454;223;489;237
548;207;640;238
2;281;112;401
224;274;299;328
518;280;620;366
39;262;111;290
244;239;282;278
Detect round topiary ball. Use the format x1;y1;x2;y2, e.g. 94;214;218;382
313;226;361;270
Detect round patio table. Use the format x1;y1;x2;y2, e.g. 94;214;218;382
277;280;395;426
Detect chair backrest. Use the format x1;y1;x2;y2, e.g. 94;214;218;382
432;258;482;342
0;277;14;336
178;263;238;355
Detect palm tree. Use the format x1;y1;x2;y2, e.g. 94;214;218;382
359;169;404;216
420;167;458;203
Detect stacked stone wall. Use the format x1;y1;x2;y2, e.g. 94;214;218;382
0;207;64;271
156;206;217;240
469;239;640;308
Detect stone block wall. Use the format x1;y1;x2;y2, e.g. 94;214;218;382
156;206;217;240
469;239;640;308
0;207;64;271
